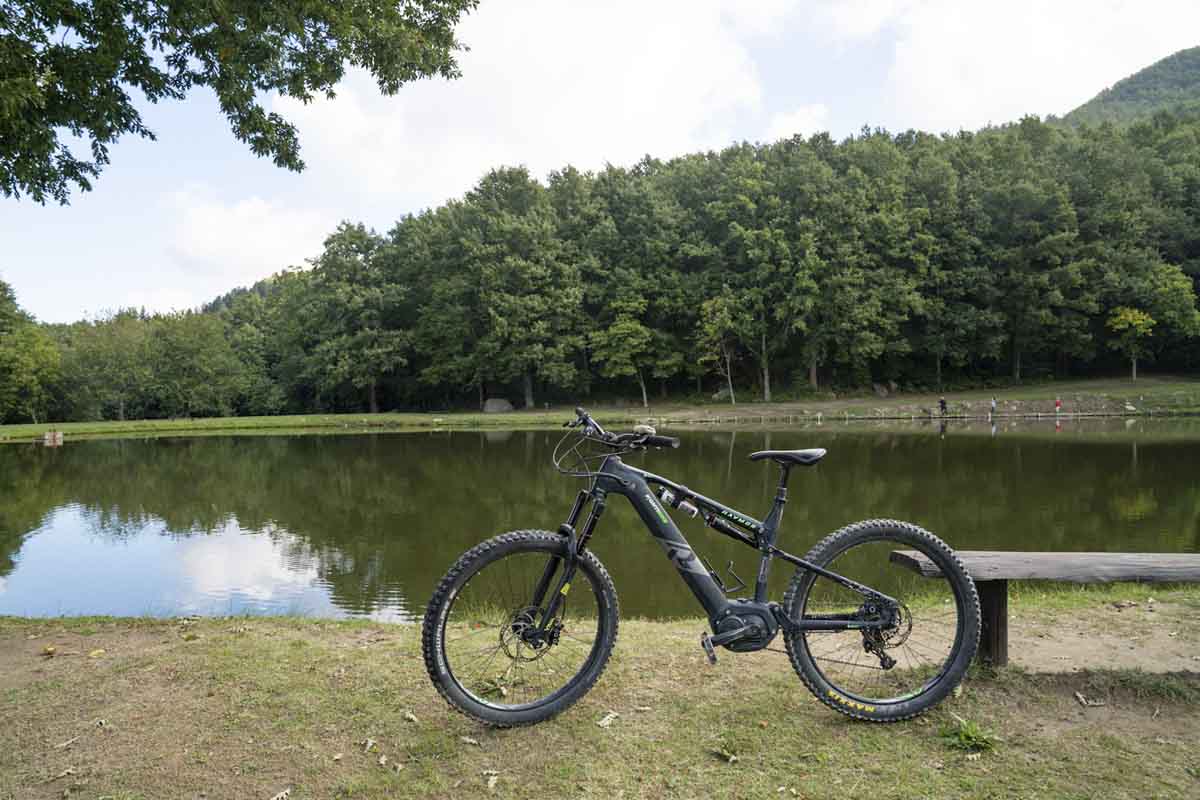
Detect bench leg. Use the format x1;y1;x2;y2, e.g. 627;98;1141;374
976;579;1008;667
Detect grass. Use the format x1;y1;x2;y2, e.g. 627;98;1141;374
3;375;1200;445
2;588;1198;799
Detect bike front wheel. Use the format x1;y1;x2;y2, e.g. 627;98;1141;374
422;530;619;727
783;519;980;722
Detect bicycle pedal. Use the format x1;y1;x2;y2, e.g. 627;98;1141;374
700;633;718;665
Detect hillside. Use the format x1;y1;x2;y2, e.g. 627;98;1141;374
1065;46;1200;125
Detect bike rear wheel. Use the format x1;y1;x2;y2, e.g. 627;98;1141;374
422;530;619;727
783;519;980;722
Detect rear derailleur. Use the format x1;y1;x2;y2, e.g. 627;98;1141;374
860;599;910;670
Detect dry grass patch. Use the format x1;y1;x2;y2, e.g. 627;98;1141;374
1;596;1198;799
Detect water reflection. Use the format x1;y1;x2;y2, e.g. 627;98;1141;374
0;422;1198;620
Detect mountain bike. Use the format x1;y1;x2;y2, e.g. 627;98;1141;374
422;408;980;726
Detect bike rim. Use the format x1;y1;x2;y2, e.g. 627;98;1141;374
797;537;966;706
439;549;604;711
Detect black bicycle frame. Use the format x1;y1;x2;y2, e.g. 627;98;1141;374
536;453;897;635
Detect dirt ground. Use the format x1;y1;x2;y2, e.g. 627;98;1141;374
1009;597;1200;673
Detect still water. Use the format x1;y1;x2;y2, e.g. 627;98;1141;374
1;423;1197;621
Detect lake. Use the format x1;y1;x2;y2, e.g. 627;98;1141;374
1;420;1197;621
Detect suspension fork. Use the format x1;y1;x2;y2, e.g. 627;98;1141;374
532;489;606;632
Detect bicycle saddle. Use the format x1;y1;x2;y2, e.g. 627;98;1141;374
748;448;827;467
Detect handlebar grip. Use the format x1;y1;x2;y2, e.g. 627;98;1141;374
644;434;680;449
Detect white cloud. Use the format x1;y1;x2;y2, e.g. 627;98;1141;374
765;103;831;141
180;523;319;603
166;187;332;292
812;0;908;42
824;0;1200;133
273;0;781;208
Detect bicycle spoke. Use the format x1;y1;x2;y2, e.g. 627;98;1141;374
796;535;965;704
440;548;602;710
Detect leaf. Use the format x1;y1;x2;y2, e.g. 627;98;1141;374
88;649;106;658
460;736;480;746
596;711;619;729
361;737;377;752
41;645;56;658
403;711;419;723
269;790;291;800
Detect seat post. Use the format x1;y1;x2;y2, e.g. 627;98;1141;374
776;464;792;495
754;468;790;603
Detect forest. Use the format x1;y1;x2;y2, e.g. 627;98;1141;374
3;111;1200;423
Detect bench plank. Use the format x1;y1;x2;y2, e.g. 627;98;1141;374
889;550;1200;666
889;551;1200;583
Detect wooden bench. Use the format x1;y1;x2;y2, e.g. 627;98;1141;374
889;551;1200;666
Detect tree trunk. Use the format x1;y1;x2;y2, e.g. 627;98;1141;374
935;347;943;391
761;332;771;402
660;379;668;399
808;354;818;390
118;397;125;422
723;347;736;405
478;379;484;411
637;369;648;408
524;371;535;409
1012;345;1022;384
367;379;379;413
1131;355;1138;381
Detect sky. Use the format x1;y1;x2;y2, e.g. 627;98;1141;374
3;0;1200;324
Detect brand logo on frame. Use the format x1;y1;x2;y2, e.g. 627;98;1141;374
718;508;760;530
644;493;671;525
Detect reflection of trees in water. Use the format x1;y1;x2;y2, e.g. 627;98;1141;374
0;430;1197;618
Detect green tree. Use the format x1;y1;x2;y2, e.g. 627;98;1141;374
1;0;478;203
703;144;815;401
304;223;410;413
697;289;739;405
463;168;581;408
0;320;60;423
589;295;654;407
1106;307;1155;380
78;311;153;421
146;312;244;417
221;290;287;415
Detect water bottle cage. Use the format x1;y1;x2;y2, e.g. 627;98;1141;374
703;556;747;595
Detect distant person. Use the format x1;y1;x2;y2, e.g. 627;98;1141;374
938;396;947;416
990;396;997;418
1055;397;1062;415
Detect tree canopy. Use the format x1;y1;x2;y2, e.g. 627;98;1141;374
0;0;478;203
5;110;1200;423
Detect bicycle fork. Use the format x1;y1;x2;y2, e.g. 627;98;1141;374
528;490;602;634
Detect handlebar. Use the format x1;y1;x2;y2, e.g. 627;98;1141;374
566;407;679;450
643;434;680;449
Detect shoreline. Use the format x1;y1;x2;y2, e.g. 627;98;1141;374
2;376;1199;445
